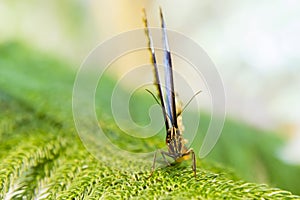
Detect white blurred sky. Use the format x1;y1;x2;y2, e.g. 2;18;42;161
0;0;299;162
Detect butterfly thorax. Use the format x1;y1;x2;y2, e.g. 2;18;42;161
166;127;190;162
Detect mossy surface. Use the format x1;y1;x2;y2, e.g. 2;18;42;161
0;42;299;199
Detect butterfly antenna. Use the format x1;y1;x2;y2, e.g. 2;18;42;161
177;91;202;117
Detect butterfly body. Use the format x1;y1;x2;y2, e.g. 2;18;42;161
143;8;197;177
167;128;187;158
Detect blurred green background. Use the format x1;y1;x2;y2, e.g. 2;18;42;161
1;0;300;198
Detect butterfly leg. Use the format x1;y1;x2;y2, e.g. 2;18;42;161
149;149;172;178
186;148;197;177
148;149;159;178
160;150;172;166
191;149;197;177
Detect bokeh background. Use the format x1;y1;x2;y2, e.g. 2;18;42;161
1;0;300;195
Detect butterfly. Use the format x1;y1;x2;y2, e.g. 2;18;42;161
143;8;197;177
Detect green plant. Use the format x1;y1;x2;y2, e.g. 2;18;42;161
0;41;299;199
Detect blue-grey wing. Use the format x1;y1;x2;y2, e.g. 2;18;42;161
143;9;171;130
160;8;178;128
